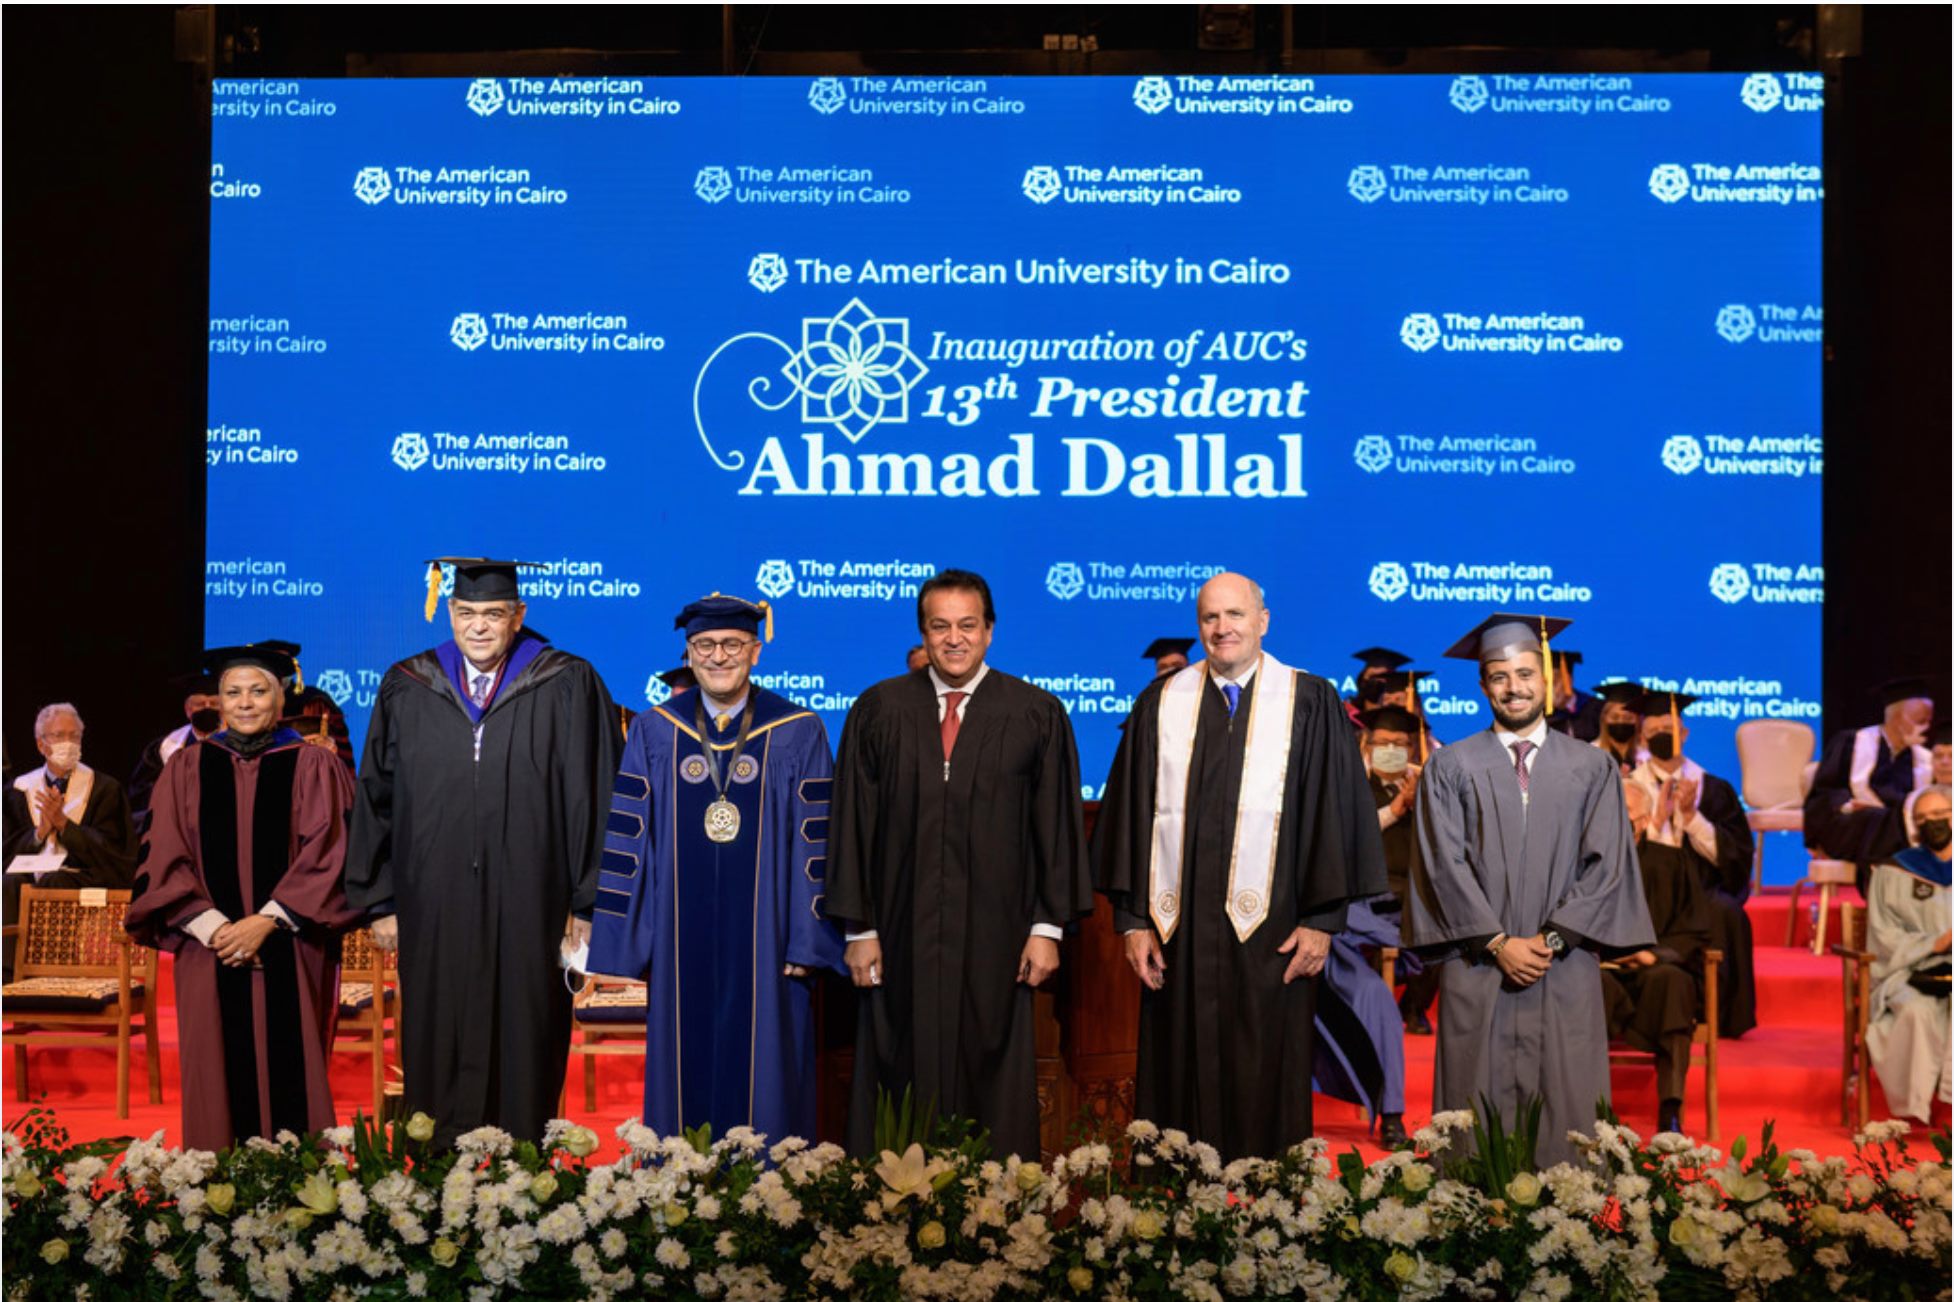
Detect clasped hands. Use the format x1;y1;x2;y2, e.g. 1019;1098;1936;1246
212;915;278;967
1123;925;1330;991
1491;933;1557;987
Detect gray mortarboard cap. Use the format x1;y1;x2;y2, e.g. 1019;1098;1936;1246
1441;613;1574;663
1143;637;1196;661
1352;646;1413;671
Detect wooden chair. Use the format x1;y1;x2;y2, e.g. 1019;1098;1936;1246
1786;858;1857;953
1831;902;1876;1130
567;979;647;1111
1;887;161;1118
1735;720;1814;891
332;926;398;1117
1606;948;1721;1140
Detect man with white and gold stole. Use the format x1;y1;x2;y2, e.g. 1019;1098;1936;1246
1094;573;1387;1161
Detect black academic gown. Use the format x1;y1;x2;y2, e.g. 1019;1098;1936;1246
1371;771;1442;1020
1633;763;1757;1038
827;668;1092;1160
3;770;139;976
346;642;620;1147
1602;839;1712;1103
1549;690;1600;742
1805;727;1922;892
1094;668;1388;1162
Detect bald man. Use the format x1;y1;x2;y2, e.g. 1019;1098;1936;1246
1094;573;1387;1160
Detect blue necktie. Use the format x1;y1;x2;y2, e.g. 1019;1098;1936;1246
1222;682;1241;716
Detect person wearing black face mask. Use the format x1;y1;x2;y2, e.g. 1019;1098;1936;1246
128;673;226;843
1590;681;1644;778
1627;690;1757;1038
1864;785;1952;1124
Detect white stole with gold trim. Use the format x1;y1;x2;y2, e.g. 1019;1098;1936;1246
1149;653;1295;943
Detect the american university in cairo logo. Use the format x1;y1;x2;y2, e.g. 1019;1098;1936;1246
1661;434;1705;476
1368;562;1411;602
644;673;673;707
314;669;356;708
694;166;734;204
808;77;847;115
1715;304;1757;344
1708;563;1752;605
1399;313;1442;353
1347;165;1387;203
1022;166;1063;205
352;166;392;205
449;313;490;352
1448;75;1489;113
465;78;506;117
747;253;790;294
1648;164;1691;204
1739;72;1783;113
1044;563;1086;601
692;297;931;474
389;432;430;472
1132;76;1174;115
754;560;796;601
1353;435;1394;474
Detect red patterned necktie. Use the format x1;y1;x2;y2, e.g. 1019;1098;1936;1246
1511;739;1534;795
941;691;967;760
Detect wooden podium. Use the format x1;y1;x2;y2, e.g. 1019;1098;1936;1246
814;803;1141;1159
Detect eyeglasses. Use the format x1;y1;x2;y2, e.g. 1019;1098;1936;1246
688;637;756;659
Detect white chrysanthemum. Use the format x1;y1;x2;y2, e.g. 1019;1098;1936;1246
656;1237;691;1269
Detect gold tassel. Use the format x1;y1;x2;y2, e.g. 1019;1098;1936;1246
291;657;305;694
1410;674;1428;766
424;563;442;623
1539;616;1555;715
759;599;773;643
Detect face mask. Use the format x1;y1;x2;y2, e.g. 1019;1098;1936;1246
1646;733;1677;761
1370;745;1410;775
1605;722;1638;744
1920;819;1953;851
190;707;222;734
46;742;80;770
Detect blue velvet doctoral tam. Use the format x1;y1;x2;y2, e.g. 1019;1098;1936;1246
588;686;845;1141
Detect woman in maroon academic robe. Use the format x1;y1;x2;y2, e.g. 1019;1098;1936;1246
126;646;360;1150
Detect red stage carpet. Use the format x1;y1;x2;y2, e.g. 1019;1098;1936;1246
4;889;1925;1164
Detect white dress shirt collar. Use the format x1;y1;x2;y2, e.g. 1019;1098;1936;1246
1493;716;1550;750
1210;658;1259;689
928;662;990;698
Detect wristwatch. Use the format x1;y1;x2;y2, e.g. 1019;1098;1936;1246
1540;928;1567;956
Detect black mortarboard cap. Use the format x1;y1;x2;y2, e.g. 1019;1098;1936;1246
170;671;220;697
659;665;698;692
1360;705;1420;734
1143;637;1196;661
1876;677;1936;708
1594;680;1644;707
1553;649;1583;668
251;640;306;690
674;592;774;642
1929;719;1951;747
1352;646;1413;671
423;557;540;620
1636;687;1698;718
203;644;298;683
1371;669;1433;694
1442;613;1574;663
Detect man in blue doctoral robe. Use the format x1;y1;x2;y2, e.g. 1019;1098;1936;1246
586;593;844;1141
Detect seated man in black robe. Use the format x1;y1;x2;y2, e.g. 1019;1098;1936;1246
1604;782;1713;1135
1591;680;1644;777
1806;678;1936;895
1628;689;1757;1037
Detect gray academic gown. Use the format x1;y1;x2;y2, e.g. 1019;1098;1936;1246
1408;728;1654;1167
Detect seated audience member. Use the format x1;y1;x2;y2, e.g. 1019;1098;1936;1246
1604;781;1713;1134
1806;678;1935;895
1865;784;1952;1125
1349;647;1412;723
1591;680;1644;777
1628;689;1757;1037
3;703;140;975
1545;648;1600;741
128;673;222;838
1361;705;1440;1035
1313;895;1413;1147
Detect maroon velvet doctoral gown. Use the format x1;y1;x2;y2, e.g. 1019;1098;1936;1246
126;730;359;1150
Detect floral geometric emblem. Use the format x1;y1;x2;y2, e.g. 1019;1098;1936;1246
695;166;734;204
779;298;929;443
1347;165;1388;203
748;253;790;294
755;559;796;600
1022;166;1063;205
390;432;431;471
1740;73;1782;113
1715;304;1756;344
645;674;674;707
465;79;506;117
1708;563;1752;604
315;669;355;706
1449;76;1489;113
1648;164;1692;204
1399;313;1442;353
1368;561;1411;602
1661;434;1704;475
808;78;847;115
1045;562;1086;600
1132;77;1174;115
449;313;490;351
1353;435;1394;474
352;166;392;205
